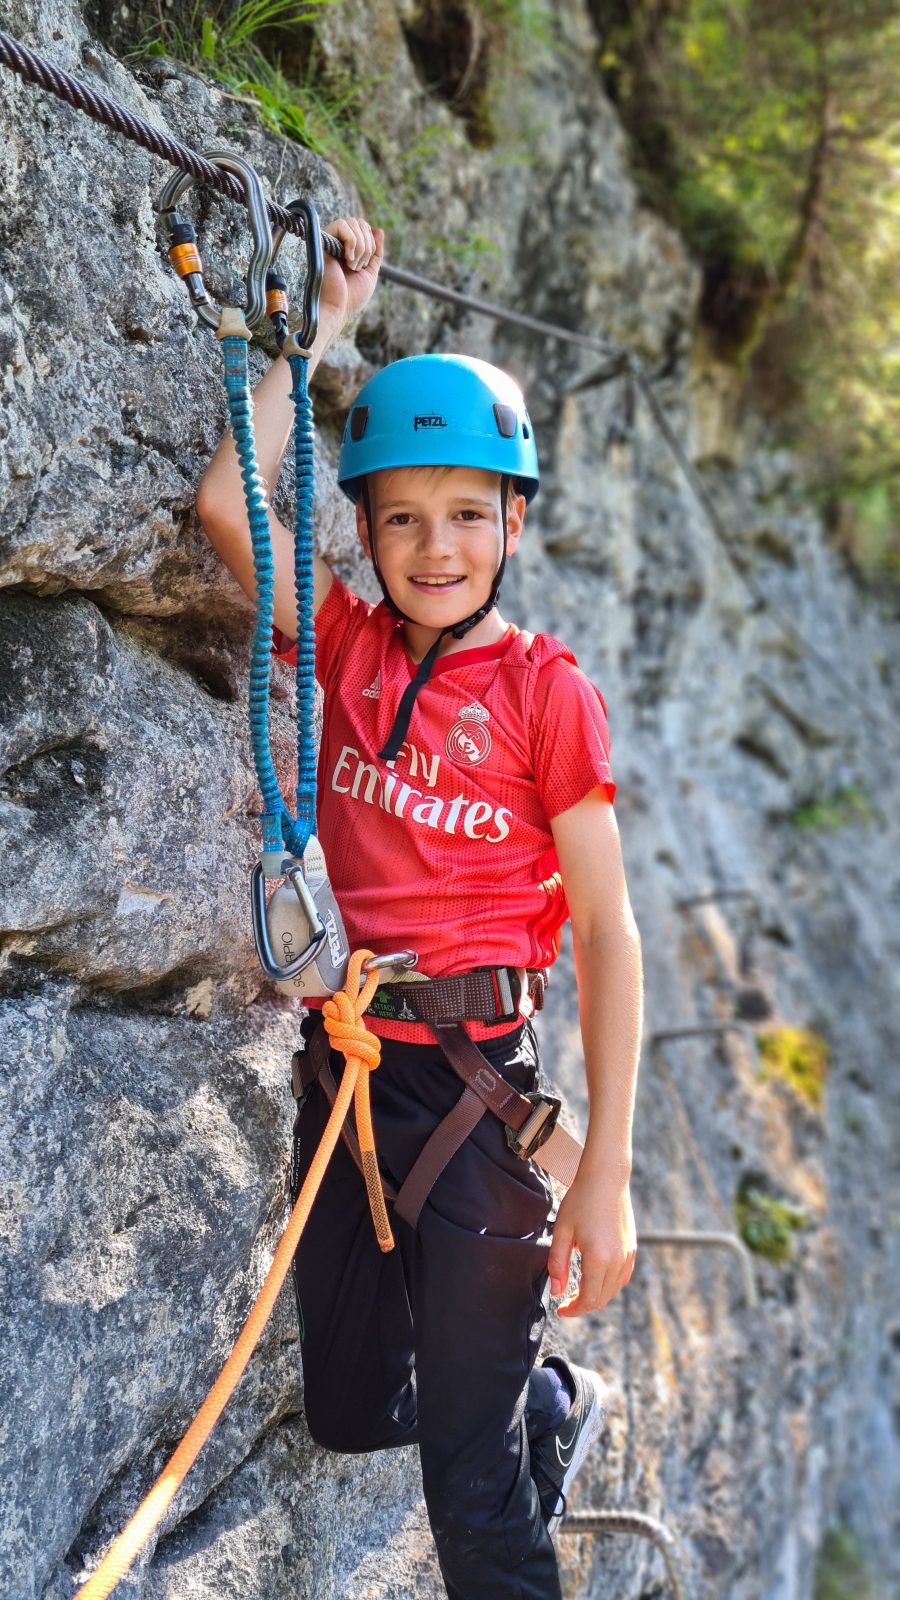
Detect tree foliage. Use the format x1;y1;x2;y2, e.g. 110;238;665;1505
593;0;900;584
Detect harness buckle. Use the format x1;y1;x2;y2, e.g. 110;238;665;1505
505;1092;562;1161
527;968;548;1012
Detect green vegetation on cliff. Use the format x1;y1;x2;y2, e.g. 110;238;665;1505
112;0;899;588
591;0;900;588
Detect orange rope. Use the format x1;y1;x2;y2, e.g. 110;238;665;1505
322;980;395;1253
75;950;386;1600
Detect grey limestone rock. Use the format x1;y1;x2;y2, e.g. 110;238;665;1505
1;1;898;1598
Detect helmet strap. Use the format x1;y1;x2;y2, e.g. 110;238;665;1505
365;474;511;761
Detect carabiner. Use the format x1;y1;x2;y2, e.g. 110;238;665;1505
158;149;273;333
250;856;328;983
271;198;324;356
360;952;419;976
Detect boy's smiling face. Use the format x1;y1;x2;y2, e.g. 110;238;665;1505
356;464;525;628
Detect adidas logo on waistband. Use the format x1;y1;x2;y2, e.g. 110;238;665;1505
362;672;382;699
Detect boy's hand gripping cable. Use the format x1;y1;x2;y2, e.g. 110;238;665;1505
63;160;405;1600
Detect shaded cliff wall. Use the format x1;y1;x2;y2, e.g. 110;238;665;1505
1;2;898;1597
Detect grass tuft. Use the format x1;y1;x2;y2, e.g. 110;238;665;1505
131;0;394;221
734;1177;806;1262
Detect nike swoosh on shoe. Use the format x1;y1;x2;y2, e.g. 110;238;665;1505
549;1368;609;1534
554;1415;581;1469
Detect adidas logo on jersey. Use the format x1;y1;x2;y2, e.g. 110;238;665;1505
362;672;381;699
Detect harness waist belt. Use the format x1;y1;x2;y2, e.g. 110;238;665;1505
368;966;546;1025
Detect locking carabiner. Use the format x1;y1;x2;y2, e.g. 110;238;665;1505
158;148;273;334
270;198;324;356
250;853;328;984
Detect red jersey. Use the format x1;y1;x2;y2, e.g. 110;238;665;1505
273;576;615;1042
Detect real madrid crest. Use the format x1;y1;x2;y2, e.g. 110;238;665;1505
446;701;492;766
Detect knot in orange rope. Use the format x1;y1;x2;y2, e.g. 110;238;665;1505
320;950;393;1255
322;949;382;1068
322;985;382;1074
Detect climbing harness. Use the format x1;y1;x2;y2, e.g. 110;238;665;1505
295;996;586;1232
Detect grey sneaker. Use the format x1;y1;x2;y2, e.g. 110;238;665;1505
530;1357;608;1534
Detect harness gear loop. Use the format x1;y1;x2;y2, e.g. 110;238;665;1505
158;147;273;333
72;954;387;1600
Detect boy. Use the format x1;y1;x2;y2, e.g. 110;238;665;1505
197;216;642;1599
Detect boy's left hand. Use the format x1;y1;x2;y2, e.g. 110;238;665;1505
548;1170;637;1317
317;216;384;335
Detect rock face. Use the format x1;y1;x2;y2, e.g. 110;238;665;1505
1;3;898;1599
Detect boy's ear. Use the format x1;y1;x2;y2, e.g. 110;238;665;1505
505;491;527;556
356;498;372;560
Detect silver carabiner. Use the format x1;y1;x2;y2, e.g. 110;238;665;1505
360;952;419;977
270;197;324;356
250;856;328;983
158;149;273;333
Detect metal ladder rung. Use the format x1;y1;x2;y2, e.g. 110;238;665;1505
636;1228;757;1307
559;1506;691;1599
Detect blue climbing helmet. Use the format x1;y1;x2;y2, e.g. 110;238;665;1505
337;353;540;505
337;354;541;760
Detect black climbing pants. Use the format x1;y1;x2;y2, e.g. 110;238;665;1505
289;1014;565;1600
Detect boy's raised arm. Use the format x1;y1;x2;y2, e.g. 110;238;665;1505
195;217;384;637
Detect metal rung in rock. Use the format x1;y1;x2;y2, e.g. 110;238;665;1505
673;888;761;915
636;1229;757;1307
648;1022;749;1050
558;1507;691;1599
